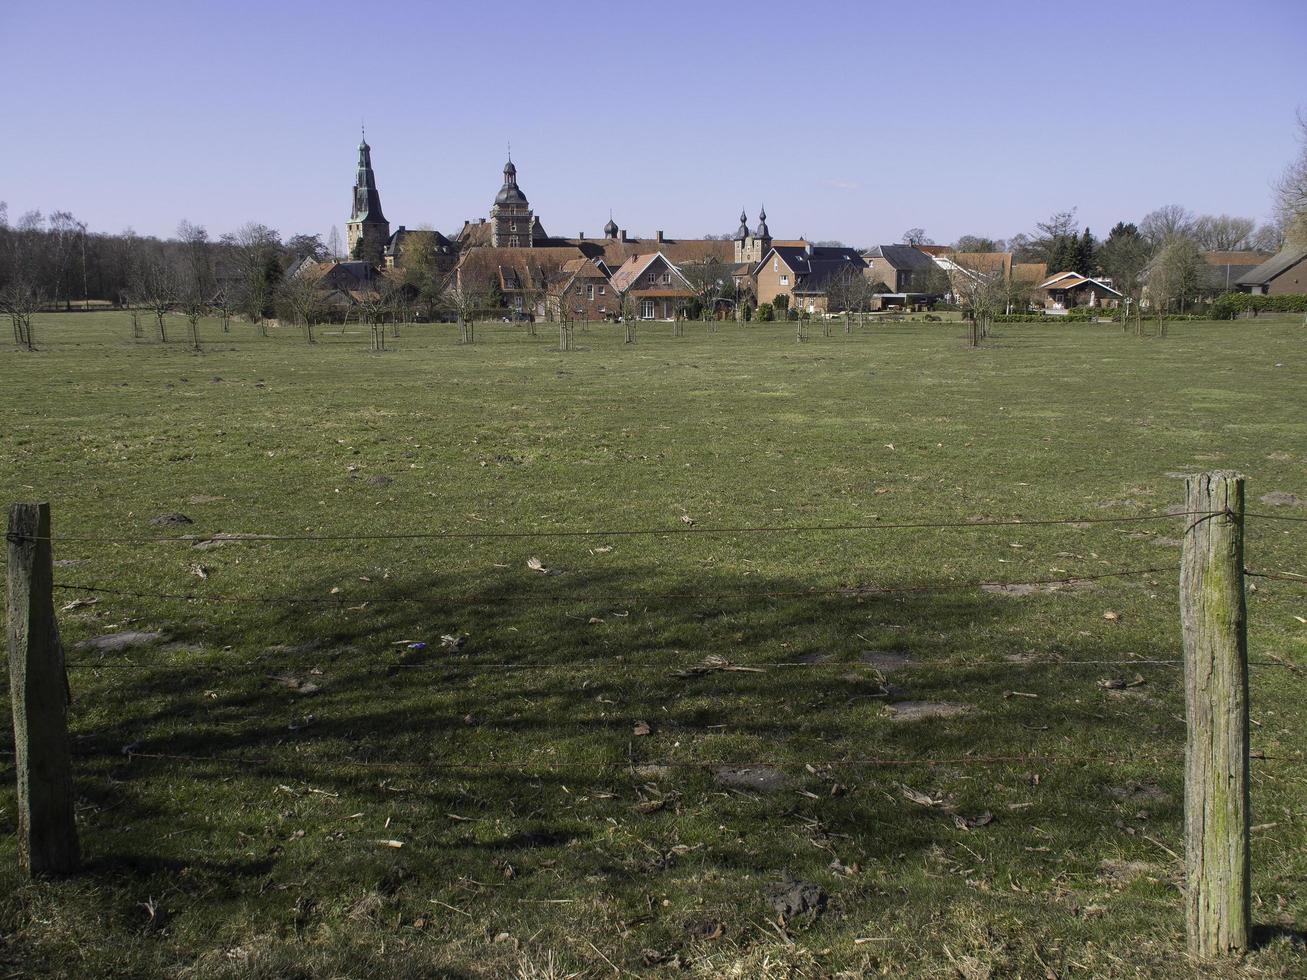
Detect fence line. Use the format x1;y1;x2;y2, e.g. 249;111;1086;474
18;509;1226;546
49;565;1175;609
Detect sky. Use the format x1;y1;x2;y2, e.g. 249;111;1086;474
2;0;1306;248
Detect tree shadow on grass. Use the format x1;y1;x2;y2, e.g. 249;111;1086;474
0;557;1200;980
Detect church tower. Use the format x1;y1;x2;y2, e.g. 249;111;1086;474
346;134;390;265
736;206;773;266
490;155;534;248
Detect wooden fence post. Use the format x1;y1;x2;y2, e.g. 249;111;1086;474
1180;472;1249;957
6;502;80;875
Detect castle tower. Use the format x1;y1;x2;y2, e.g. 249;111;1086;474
736;206;773;266
490;154;534;248
733;208;751;263
345;134;390;265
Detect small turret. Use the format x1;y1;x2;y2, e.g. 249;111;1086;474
604;212;619;239
735;208;750;242
756;206;770;240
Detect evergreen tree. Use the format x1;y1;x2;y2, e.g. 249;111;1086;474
1075;228;1096;273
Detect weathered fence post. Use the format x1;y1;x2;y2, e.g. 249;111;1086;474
1180;472;1249;957
7;503;80;875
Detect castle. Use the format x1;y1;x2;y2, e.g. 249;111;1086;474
345;137;776;270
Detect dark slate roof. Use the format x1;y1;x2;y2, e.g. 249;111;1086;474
1234;246;1307;287
764;245;866;293
768;244;865;277
863;244;936;271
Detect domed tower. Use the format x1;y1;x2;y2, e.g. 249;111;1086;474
733;208;751;263
604;212;619;240
346;133;390;265
737;206;774;266
490;153;534;248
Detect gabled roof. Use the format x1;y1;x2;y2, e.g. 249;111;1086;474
862;244;936;271
455;246;586;293
1201;250;1271;267
609;252;691;293
759;245;866;295
1012;262;1048;283
1234;246;1307;287
1037;271;1122;296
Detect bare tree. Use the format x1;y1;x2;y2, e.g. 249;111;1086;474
824;265;873;334
1146;238;1203;337
276;263;327;343
1140;205;1196;248
901;228;932;247
1274;108;1307;228
221;223;281;335
132;248;180;342
0;281;42;350
951;255;1008;347
1192;214;1256;251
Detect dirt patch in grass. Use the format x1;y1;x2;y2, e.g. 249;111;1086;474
75;630;165;652
884;701;972;721
1259;491;1301;507
713;764;790;792
860;651;916;672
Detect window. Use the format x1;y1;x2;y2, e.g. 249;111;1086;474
599;286;605;295
508;236;520;247
586;285;594;300
773;258;778;271
780;275;789;285
647;272;656;284
660;273;671;284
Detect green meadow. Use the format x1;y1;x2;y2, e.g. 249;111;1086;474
1;313;1304;977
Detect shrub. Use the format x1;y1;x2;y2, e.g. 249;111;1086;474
1208;292;1307;319
755;303;774;322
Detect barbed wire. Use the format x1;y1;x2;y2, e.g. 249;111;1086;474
1245;568;1307;585
14;510;1222;547
1246;512;1307;524
0;745;1293;774
63;655;1197;672
48;566;1173;608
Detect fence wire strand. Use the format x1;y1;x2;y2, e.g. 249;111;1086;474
50;565;1175;608
15;510;1225;546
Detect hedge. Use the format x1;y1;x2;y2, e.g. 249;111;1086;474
1209;292;1307;319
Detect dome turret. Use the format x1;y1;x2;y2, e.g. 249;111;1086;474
735;208;750;241
755;206;770;240
604;213;619;238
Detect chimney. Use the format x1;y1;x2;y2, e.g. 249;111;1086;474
579;232;585;240
619;230;627;242
479;218;486;224
656;230;664;243
805;242;814;256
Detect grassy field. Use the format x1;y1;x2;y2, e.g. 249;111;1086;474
1;312;1305;978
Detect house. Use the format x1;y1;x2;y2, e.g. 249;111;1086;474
861;245;938;294
383;226;456;271
1036;271;1122;312
1234;246;1307;295
755;243;866;311
453;246;584;317
1198;251;1272;294
550;257;615;320
609;253;694;319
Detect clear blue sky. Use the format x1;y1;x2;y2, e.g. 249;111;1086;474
3;0;1305;247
